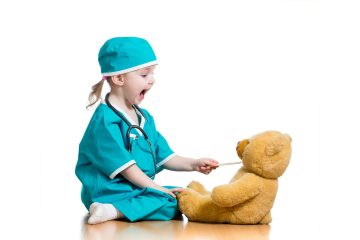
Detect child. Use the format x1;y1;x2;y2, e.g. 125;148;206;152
75;37;219;224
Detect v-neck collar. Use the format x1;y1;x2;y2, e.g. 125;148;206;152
102;101;146;135
133;106;145;129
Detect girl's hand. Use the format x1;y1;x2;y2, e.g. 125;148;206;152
156;187;184;198
193;158;219;174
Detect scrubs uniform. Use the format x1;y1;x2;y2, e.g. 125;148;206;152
75;103;179;222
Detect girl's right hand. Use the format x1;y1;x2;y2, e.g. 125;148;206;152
157;187;184;198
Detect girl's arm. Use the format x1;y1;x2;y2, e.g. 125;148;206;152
120;163;182;198
164;155;219;174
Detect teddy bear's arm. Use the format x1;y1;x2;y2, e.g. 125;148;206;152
211;173;261;207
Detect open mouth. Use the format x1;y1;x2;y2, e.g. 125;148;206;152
140;89;149;98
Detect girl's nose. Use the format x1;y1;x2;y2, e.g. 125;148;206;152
148;76;155;85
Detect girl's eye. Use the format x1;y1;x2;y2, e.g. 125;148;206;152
141;75;147;77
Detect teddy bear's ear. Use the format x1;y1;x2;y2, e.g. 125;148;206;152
265;137;283;156
284;133;292;142
236;139;250;159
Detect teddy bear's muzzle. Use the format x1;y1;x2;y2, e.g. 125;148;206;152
236;139;249;159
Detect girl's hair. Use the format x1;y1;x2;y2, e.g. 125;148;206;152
86;78;106;109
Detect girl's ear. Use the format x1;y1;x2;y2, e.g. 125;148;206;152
110;75;125;86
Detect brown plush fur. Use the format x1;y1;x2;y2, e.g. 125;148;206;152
177;131;292;224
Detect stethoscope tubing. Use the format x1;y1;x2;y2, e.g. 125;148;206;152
105;93;157;174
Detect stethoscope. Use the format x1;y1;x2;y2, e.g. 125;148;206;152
105;93;157;174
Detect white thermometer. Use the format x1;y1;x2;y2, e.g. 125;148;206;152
219;161;242;166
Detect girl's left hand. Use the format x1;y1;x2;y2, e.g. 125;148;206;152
194;158;219;174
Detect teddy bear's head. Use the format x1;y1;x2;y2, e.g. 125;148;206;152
236;131;292;179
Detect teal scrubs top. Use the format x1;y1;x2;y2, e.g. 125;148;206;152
75;103;179;222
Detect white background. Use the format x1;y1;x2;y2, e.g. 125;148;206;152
0;0;359;239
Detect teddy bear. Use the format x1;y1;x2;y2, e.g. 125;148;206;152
177;130;292;224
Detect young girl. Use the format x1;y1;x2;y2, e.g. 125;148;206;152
75;37;219;224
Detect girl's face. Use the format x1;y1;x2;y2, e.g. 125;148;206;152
122;65;156;105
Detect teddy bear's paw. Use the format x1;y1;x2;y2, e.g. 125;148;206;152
187;181;209;195
177;189;201;219
187;181;202;189
259;212;272;224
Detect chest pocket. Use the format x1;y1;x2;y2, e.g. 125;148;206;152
130;135;156;177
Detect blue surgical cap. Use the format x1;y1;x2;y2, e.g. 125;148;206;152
98;37;157;76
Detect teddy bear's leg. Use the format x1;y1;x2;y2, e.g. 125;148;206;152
178;188;230;223
259;211;272;224
187;181;210;195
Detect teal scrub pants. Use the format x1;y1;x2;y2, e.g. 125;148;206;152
105;186;180;222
